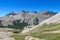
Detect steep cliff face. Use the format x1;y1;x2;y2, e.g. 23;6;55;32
0;10;57;29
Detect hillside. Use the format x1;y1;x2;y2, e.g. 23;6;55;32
21;12;60;34
23;23;60;40
20;13;60;40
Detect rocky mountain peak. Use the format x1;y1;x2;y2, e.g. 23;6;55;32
0;10;57;29
6;12;17;16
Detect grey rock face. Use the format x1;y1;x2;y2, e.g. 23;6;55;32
0;10;57;28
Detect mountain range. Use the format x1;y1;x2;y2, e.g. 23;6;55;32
0;10;60;40
0;10;57;29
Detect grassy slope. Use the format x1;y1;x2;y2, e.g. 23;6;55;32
9;29;26;40
29;23;60;33
11;34;26;40
29;33;60;40
27;23;60;40
11;23;60;40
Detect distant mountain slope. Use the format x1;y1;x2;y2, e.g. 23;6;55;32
0;10;57;29
21;12;60;34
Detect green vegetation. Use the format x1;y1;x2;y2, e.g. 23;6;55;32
0;20;5;28
38;23;60;31
11;35;26;40
0;20;60;40
8;29;21;34
29;33;60;40
27;23;60;40
8;20;29;30
29;23;60;33
33;18;39;25
0;20;29;30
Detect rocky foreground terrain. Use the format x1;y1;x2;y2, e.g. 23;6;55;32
0;28;15;40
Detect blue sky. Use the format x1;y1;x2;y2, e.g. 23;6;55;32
0;0;60;16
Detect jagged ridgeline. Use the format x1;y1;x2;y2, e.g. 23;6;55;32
0;10;57;30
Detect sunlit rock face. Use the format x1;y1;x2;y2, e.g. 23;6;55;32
0;10;57;29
